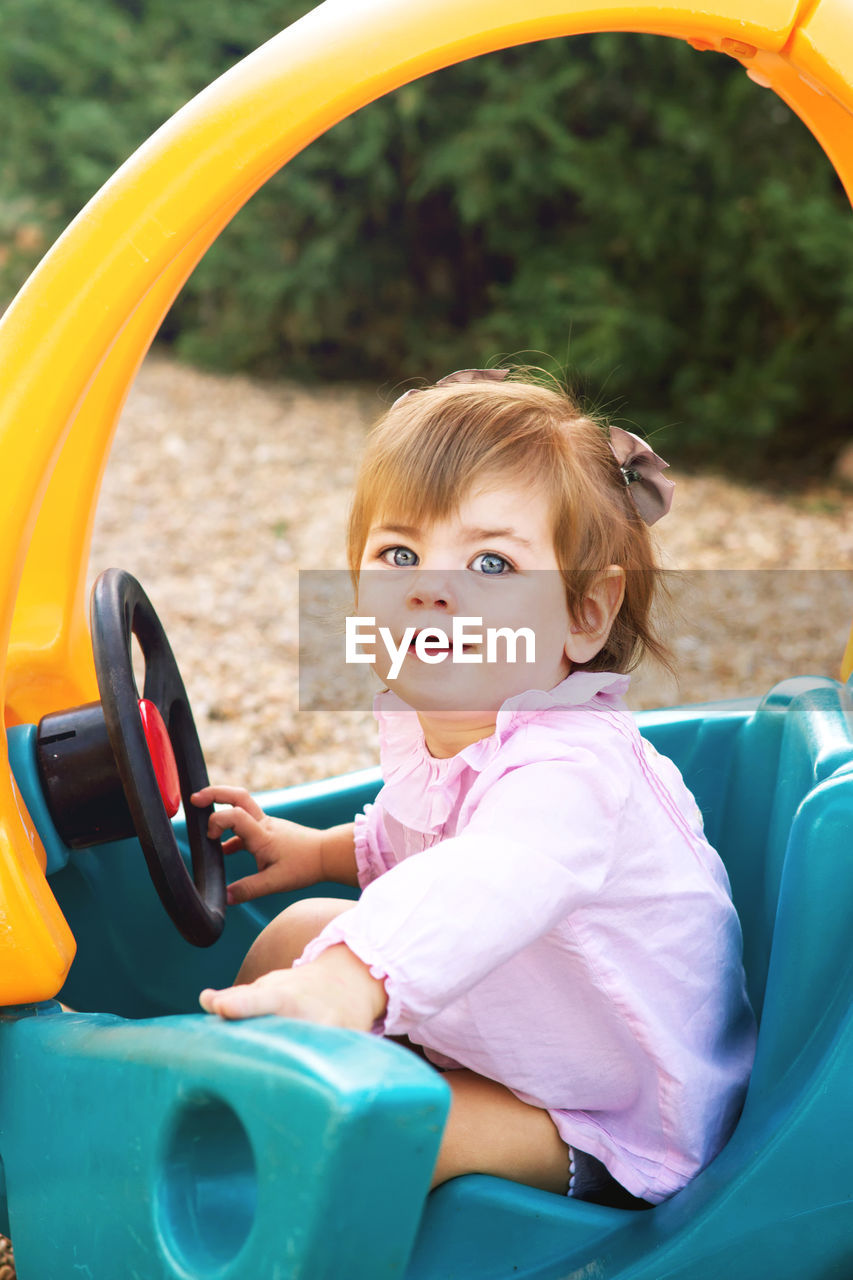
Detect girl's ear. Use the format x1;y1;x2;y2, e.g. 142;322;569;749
564;566;626;665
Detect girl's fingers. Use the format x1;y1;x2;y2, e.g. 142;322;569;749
201;973;330;1022
191;786;266;822
226;866;288;904
200;964;374;1029
205;806;260;843
199;983;278;1020
199;987;228;1015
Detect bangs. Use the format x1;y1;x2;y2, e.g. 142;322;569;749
348;384;569;571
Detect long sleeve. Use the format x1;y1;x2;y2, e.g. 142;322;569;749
299;754;621;1034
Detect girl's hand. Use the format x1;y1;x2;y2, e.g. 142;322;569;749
199;943;387;1031
190;785;325;904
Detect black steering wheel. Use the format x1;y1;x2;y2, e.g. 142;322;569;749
34;568;226;946
86;569;226;945
86;568;226;945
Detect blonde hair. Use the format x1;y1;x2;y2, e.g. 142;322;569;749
347;376;669;673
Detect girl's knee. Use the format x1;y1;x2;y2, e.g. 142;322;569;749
278;896;353;941
236;896;354;982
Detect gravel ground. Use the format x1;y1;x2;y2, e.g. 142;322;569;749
89;354;853;793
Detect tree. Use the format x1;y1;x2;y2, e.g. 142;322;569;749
2;3;851;475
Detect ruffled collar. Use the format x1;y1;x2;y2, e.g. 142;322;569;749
374;670;629;835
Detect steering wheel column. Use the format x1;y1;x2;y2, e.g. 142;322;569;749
37;698;180;849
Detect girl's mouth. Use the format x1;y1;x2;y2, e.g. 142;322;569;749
407;630;477;658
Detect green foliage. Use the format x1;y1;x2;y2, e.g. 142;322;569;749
2;2;852;476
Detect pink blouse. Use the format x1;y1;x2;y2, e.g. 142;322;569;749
300;671;756;1203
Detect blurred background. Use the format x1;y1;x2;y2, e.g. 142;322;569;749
3;0;853;481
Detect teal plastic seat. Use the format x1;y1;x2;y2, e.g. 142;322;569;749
408;675;853;1279
2;674;852;1278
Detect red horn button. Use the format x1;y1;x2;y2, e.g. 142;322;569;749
138;699;181;817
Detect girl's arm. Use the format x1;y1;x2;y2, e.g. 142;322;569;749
294;756;621;1030
319;822;361;888
191;786;358;903
201;758;611;1030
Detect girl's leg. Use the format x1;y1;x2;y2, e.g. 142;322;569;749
236;908;570;1195
235;897;355;984
432;1068;570;1195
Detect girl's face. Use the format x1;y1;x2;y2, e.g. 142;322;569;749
357;479;574;752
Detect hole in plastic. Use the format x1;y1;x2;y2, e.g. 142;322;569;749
157;1094;257;1274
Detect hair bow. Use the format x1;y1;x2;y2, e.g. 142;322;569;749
609;426;674;525
390;371;674;525
392;368;509;407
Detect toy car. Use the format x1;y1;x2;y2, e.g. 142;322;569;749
0;1;851;1276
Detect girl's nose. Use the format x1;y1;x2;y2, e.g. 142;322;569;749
405;572;457;612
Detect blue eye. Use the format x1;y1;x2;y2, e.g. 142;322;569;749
381;546;418;567
471;552;511;575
